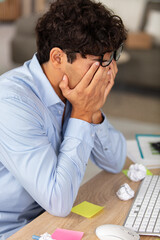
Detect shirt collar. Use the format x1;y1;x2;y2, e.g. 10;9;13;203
28;54;63;107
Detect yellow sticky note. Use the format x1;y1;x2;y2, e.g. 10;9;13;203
71;201;104;218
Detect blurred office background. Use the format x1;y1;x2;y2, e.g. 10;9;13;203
0;0;160;182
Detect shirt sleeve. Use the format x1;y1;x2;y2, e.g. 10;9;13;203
0;96;95;217
90;112;127;173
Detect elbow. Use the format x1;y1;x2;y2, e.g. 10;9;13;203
47;206;72;217
108;155;126;174
109;137;127;174
114;138;127;173
45;197;74;217
114;156;126;173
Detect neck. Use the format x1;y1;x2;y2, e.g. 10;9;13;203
41;61;66;103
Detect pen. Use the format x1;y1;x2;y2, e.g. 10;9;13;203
32;235;40;240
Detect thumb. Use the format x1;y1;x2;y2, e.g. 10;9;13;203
59;75;71;97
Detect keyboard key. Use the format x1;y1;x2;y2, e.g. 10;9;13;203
124;175;160;236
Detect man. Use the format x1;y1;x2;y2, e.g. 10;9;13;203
0;0;127;238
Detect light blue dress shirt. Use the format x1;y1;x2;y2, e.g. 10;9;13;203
0;54;126;239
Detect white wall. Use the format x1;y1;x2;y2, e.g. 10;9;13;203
145;10;160;44
97;0;147;31
98;0;160;44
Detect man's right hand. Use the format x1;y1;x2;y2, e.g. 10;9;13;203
59;61;115;123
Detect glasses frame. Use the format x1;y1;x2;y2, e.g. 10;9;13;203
94;43;124;67
63;43;123;67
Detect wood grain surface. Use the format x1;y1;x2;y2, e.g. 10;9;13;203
8;158;160;240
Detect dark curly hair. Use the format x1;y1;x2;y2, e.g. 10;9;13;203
36;0;127;64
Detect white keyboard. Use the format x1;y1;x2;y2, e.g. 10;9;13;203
124;175;160;236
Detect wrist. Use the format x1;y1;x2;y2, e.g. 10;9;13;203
92;110;103;124
71;110;93;123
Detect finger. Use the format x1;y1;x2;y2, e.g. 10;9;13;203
103;82;113;103
107;63;117;82
100;72;111;95
76;61;100;90
99;66;111;86
111;59;118;71
87;65;107;91
110;60;118;77
109;69;115;85
90;66;110;97
103;72;114;101
59;75;72;97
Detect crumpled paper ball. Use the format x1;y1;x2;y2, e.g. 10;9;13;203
116;183;135;201
40;233;54;240
127;163;146;182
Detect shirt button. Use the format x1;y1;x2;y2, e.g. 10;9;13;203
91;134;94;138
58;110;62;114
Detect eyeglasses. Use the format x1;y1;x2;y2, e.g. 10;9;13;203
94;44;123;67
63;43;123;67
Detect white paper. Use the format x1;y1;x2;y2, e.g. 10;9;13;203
127;163;146;182
39;233;54;240
136;135;160;159
116;183;134;201
127;140;160;169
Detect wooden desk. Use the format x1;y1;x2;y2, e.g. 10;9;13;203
8;159;160;240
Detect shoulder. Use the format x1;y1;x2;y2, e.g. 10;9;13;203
0;65;40;107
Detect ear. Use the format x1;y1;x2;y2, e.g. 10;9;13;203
49;47;65;68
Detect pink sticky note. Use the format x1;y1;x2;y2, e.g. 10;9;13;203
51;228;84;240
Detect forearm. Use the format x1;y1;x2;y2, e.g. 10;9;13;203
47;119;94;216
90;115;127;173
52;137;92;216
0;116;95;217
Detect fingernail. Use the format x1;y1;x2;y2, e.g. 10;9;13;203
95;62;100;66
63;75;66;80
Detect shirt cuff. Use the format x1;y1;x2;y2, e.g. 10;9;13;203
92;113;109;139
64;118;95;148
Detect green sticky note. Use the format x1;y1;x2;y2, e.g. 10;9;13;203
71;201;104;218
146;169;153;175
122;169;128;176
122;168;153;177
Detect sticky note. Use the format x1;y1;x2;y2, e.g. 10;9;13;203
71;201;104;218
146;169;153;175
51;228;84;240
122;169;128;176
122;169;153;177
